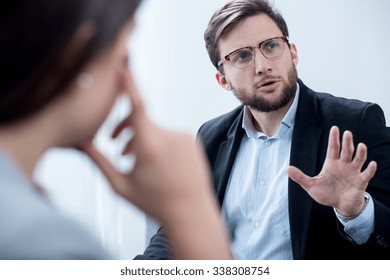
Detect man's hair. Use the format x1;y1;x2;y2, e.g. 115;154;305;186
204;0;289;70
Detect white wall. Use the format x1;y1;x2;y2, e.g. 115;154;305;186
276;0;389;122
35;0;390;260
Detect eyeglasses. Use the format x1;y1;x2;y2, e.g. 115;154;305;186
217;36;289;69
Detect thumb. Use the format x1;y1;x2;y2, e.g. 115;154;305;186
287;165;314;192
82;142;135;200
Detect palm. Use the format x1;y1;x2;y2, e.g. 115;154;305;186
287;126;377;216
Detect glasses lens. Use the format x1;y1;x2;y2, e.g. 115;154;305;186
230;48;254;69
261;37;284;58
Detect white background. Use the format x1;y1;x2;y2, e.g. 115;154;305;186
35;0;389;259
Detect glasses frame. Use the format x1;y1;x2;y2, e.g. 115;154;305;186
217;36;289;69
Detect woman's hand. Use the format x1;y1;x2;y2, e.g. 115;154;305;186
82;69;231;259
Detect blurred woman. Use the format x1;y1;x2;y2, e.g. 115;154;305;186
0;0;231;259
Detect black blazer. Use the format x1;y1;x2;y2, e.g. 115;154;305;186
135;79;390;259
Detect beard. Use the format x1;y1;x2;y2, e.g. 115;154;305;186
231;64;298;113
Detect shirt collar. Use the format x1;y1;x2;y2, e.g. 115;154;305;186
242;82;300;139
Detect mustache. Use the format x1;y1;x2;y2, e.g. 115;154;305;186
254;75;281;88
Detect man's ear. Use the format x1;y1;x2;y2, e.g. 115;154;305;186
289;43;299;66
216;72;232;91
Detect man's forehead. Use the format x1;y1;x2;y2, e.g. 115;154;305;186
218;14;282;54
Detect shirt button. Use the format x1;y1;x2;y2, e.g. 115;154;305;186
265;141;271;146
376;236;388;248
254;222;260;228
259;180;266;186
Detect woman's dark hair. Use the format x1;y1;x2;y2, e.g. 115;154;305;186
0;0;142;124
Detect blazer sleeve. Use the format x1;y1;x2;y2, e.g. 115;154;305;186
357;103;390;255
133;227;173;260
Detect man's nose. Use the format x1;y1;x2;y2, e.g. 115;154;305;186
253;48;272;75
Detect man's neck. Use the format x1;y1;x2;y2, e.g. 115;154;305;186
249;98;294;136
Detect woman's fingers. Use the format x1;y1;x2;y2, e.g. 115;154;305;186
82;142;134;200
122;70;146;124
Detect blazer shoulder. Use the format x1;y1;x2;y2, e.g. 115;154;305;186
198;105;243;141
316;91;373;113
296;80;387;135
315;91;388;130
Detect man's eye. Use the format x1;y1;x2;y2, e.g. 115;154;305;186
264;41;279;51
233;50;252;62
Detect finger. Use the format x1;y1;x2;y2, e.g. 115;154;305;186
121;137;136;155
112;69;146;139
361;160;377;183
83;143;134;198
121;70;159;144
123;70;146;124
287;166;315;193
351;143;367;170
112;115;132;139
340;130;354;162
325;126;340;160
112;70;154;149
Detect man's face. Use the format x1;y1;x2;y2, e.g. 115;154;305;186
216;13;299;113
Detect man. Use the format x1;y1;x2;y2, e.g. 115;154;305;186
135;0;390;259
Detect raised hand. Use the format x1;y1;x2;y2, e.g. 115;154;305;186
287;126;377;217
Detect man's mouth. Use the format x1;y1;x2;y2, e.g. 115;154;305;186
257;79;279;90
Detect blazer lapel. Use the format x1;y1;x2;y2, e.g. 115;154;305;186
289;81;324;259
210;81;325;259
213;109;245;205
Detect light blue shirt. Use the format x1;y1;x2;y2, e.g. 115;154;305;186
0;148;110;259
222;84;374;259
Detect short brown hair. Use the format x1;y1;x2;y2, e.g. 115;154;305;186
204;0;289;70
